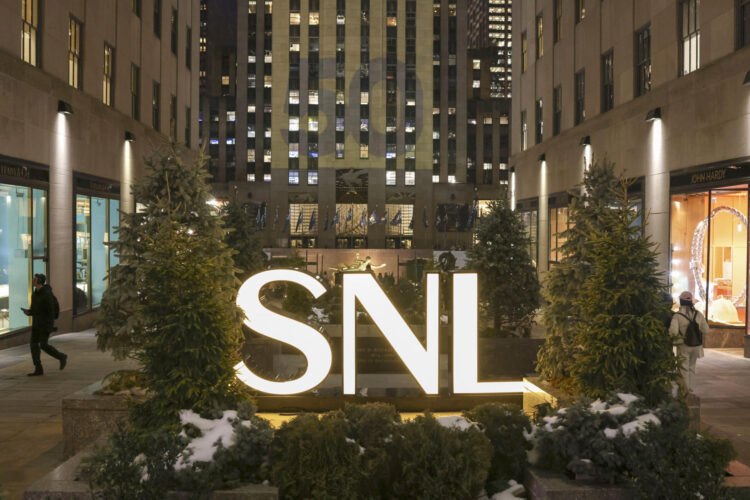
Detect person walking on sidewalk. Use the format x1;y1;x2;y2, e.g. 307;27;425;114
23;273;67;376
669;291;709;392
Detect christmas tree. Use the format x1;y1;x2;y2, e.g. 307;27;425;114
570;186;679;403
536;162;620;389
96;147;248;425
221;195;267;282
468;199;540;336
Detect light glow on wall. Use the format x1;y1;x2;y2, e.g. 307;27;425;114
343;273;440;395
452;273;527;393
234;270;332;395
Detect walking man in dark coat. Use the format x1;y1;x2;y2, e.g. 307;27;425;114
23;273;67;376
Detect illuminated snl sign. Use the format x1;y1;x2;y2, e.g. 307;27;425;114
233;270;523;396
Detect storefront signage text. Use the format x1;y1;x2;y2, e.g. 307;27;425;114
690;168;727;185
234;269;520;395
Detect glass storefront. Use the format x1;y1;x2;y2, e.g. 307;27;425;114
75;194;119;314
670;186;748;326
0;183;47;334
548;206;569;265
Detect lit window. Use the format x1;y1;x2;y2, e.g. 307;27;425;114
21;0;39;66
386;170;396;186
247;173;256;182
405;171;415;186
68;17;82;89
448;175;457;184
227;111;236;122
264;173;271;182
308;170;318;185
432;175;440;183
288;170;299;185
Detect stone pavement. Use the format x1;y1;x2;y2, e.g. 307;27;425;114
0;330;135;500
696;348;750;465
0;334;749;499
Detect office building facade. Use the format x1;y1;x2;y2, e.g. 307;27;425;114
511;0;750;337
0;0;199;347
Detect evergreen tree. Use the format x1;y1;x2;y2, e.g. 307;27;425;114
536;162;620;389
468;199;540;336
221;196;267;282
96;147;248;426
570;187;680;403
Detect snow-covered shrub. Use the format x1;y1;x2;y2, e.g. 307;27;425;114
83;404;273;499
270;412;364;499
386;413;492;500
172;404;273;493
528;394;734;498
463;403;532;493
342;403;402;497
81;421;182;500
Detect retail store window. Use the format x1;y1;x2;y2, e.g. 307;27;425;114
549;206;569;266
75;195;119;314
670;187;748;326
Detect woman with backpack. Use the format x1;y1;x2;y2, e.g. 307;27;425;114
669;291;709;392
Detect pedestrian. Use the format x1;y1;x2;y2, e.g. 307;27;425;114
669;291;708;392
23;273;67;376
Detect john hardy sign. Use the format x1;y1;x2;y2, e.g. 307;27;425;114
234;270;522;396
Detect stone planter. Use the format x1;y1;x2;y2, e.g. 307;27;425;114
62;381;145;459
744;334;750;358
524;467;634;500
704;325;744;348
24;443;278;500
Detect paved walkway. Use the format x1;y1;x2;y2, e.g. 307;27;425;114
0;333;749;499
0;330;135;500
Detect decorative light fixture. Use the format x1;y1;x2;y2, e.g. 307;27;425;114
744;70;750;86
645;107;661;122
579;135;591;146
124;131;136;142
57;100;73;115
538;153;546;162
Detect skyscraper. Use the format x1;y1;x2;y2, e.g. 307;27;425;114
203;0;510;263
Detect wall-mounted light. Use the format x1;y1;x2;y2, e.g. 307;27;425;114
57;100;73;115
645;107;661;122
124;131;136;142
538;153;546;162
579;135;591;146
744;70;750;86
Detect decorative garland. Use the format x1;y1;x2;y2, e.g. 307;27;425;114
689;206;747;307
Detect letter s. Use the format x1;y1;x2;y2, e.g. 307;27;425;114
234;270;331;395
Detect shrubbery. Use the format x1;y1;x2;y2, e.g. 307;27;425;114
528;394;735;499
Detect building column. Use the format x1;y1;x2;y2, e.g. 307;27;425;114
645;118;670;277
538;159;549;274
50;111;74;328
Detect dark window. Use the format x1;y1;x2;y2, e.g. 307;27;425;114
575;70;585;125
186;27;191;68
520;110;527;151
521;31;527;72
635;25;651;97
602;50;614;112
535;99;543;144
554;0;562;42
152;81;160;131
575;0;586;23
154;0;161;38
170;8;178;54
132;0;141;17
553;85;562;136
185;106;191;147
131;64;140;120
679;0;700;75
169;94;177;141
739;0;750;48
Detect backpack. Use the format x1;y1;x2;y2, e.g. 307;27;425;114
677;310;702;347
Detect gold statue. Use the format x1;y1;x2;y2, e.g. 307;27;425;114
330;252;387;272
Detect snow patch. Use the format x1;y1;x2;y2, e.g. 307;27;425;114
175;410;246;470
603;404;628;416
542;416;560;432
603;413;660;439
491;480;526;499
436;415;476;431
589;400;608;412
617;393;639;406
